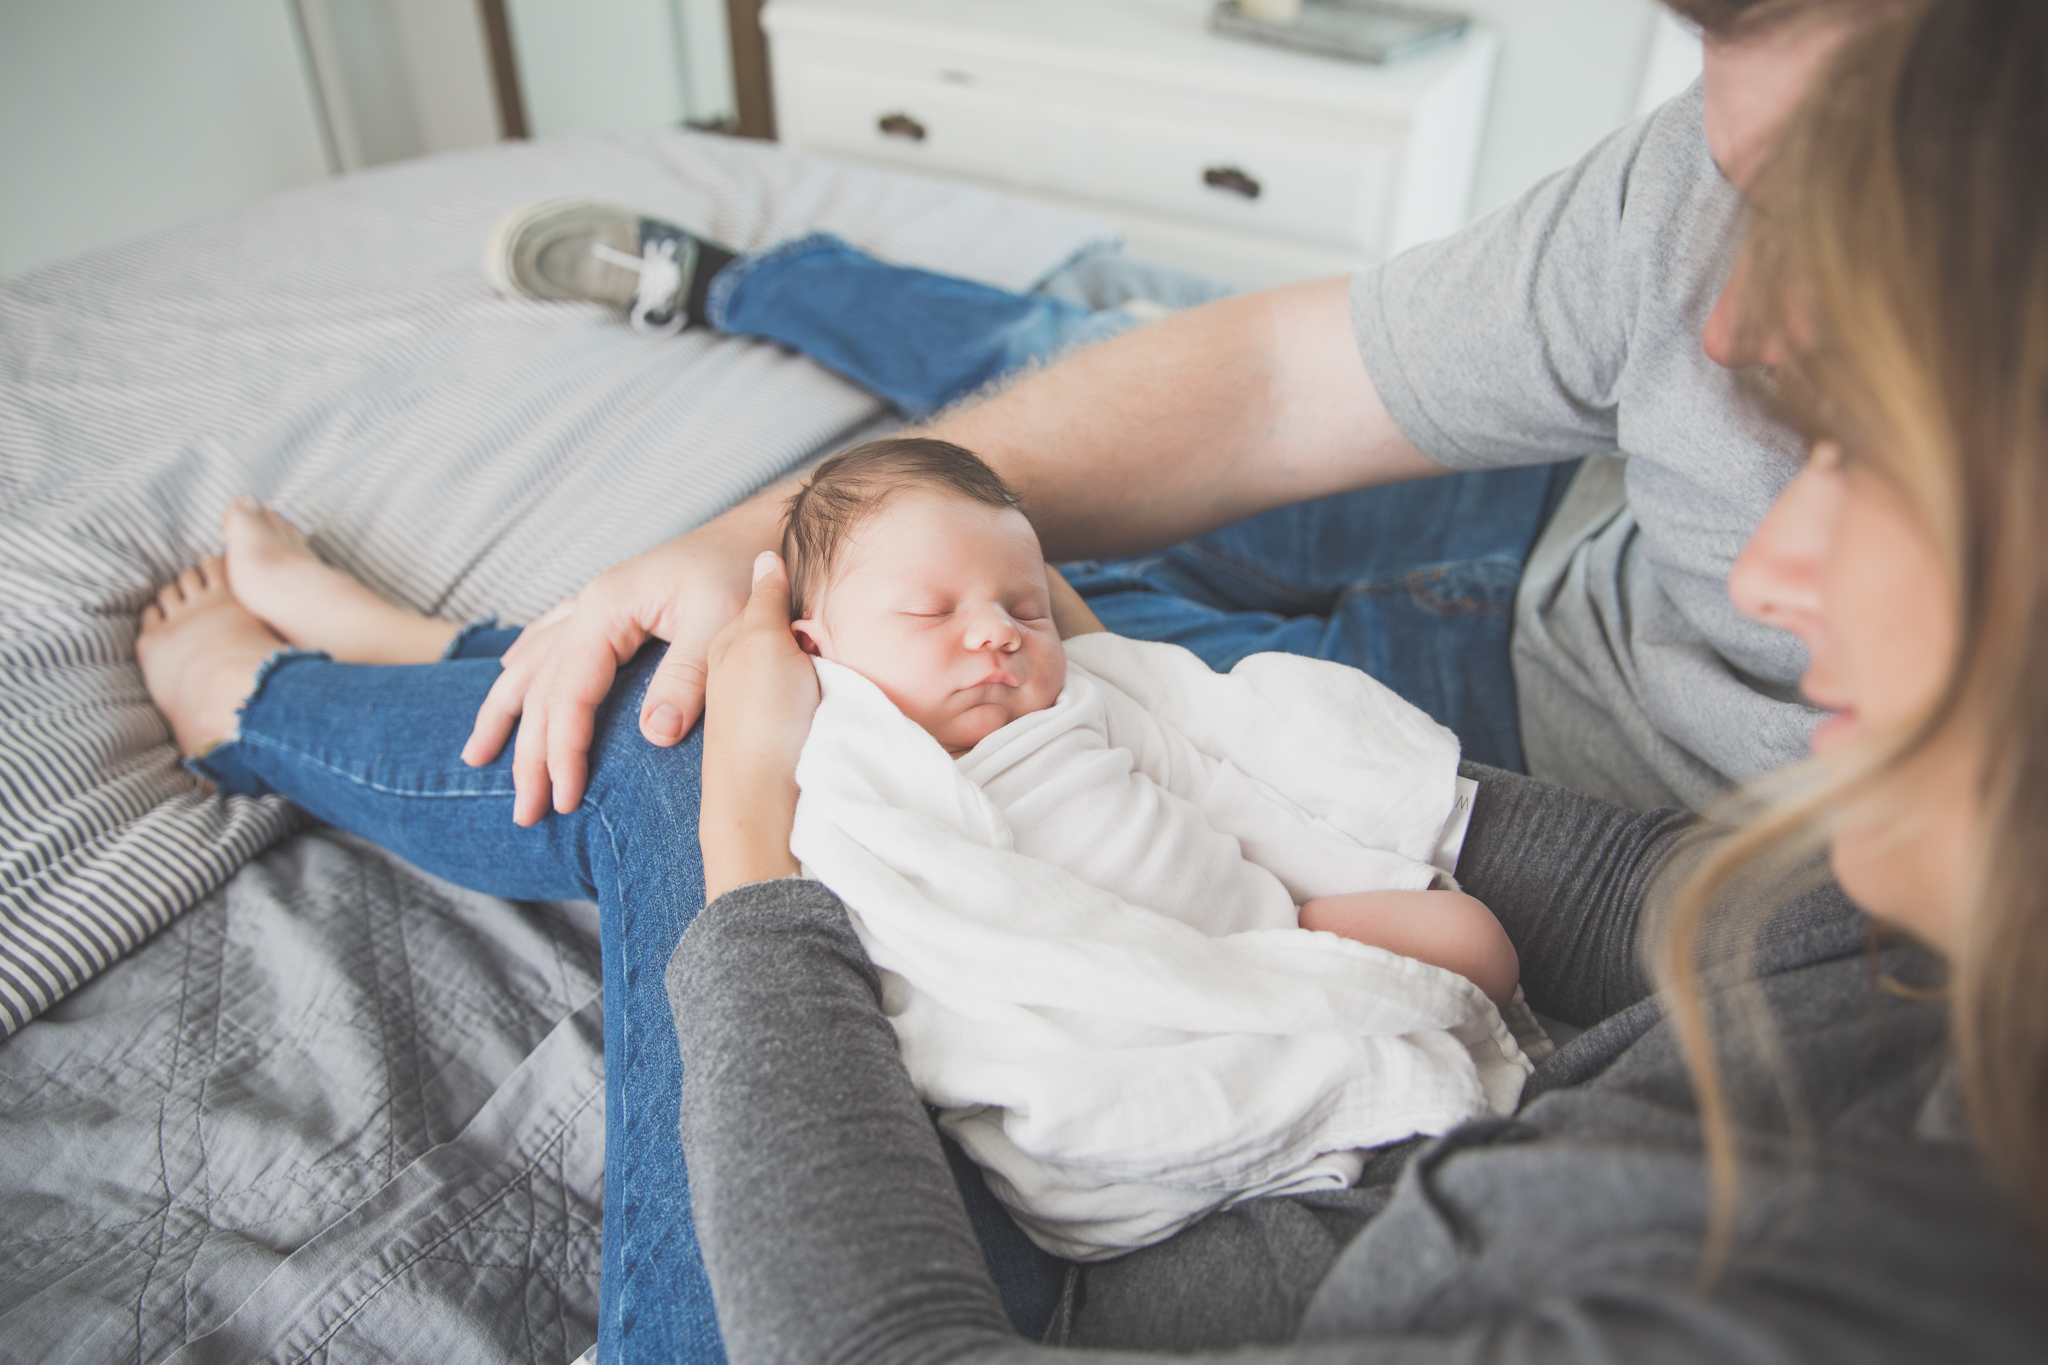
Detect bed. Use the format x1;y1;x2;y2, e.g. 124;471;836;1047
0;127;1140;1363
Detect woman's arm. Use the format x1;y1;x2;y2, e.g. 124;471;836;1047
670;880;1018;1365
676;632;1909;1362
1453;763;1866;1030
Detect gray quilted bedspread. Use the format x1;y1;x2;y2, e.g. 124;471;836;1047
0;831;605;1363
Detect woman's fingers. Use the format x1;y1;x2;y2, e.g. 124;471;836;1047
703;552;817;755
740;549;795;627
462;613;565;768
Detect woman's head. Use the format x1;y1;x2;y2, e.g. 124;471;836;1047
1696;0;2048;1241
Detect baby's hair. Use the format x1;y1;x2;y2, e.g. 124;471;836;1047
781;436;1024;617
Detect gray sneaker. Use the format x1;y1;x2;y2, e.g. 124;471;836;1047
484;197;705;335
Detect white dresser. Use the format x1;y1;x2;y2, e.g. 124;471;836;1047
760;0;1497;288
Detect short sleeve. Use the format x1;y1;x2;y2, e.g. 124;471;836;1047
1352;83;1736;472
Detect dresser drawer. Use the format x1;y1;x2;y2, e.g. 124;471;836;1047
1061;105;1394;251
775;61;1053;186
776;56;1394;252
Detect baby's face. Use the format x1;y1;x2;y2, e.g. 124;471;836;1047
793;489;1067;755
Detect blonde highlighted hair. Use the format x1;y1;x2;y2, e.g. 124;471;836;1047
1662;0;2048;1274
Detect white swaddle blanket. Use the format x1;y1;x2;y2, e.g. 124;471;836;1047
790;634;1533;1259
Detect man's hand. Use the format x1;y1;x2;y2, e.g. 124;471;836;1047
699;552;818;900
461;512;775;825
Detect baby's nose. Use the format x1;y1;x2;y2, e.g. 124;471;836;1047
964;606;1022;651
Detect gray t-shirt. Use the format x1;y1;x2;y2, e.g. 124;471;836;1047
1352;82;1818;812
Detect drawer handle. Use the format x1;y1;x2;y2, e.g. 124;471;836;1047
1203;166;1261;199
878;112;927;142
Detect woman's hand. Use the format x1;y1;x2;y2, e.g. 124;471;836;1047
698;551;820;901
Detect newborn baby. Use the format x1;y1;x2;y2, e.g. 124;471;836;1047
781;436;1517;1003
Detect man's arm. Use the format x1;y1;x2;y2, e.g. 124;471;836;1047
467;276;1445;822
926;276;1441;557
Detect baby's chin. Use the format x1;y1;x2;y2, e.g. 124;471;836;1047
931;698;1045;756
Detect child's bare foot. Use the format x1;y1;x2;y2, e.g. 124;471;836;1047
221;497;458;664
136;559;285;758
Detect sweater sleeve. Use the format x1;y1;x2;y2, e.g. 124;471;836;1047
1448;763;1699;1026
1449;763;1867;1027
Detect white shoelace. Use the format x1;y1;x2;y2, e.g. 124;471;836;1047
591;240;686;336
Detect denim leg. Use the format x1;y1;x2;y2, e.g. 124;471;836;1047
1063;463;1581;772
193;642;721;1364
708;233;1130;419
191;637;1067;1356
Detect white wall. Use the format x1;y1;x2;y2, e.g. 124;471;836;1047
503;0;735;138
296;0;501;169
507;0;687;137
678;0;738;124
0;0;331;278
396;0;505;152
1455;0;1677;216
1635;9;1705;119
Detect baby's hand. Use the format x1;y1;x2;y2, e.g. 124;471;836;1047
699;552;820;900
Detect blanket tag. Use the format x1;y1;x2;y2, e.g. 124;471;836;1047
1429;776;1480;877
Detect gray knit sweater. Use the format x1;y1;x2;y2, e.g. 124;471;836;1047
669;765;2048;1362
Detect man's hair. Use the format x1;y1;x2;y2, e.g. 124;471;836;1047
780;436;1024;617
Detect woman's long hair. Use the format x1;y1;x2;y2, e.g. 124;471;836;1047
1660;0;2048;1274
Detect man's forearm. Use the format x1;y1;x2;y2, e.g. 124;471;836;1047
923;275;1445;559
690;276;1443;568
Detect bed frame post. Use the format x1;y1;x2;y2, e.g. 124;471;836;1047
726;0;777;139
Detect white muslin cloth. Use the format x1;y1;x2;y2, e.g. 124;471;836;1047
789;633;1533;1259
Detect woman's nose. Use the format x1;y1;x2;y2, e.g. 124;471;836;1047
1728;446;1841;637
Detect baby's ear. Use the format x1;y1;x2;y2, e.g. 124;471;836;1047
790;619;827;658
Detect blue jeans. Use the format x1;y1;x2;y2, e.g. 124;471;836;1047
1063;466;1579;773
708;233;1134;420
